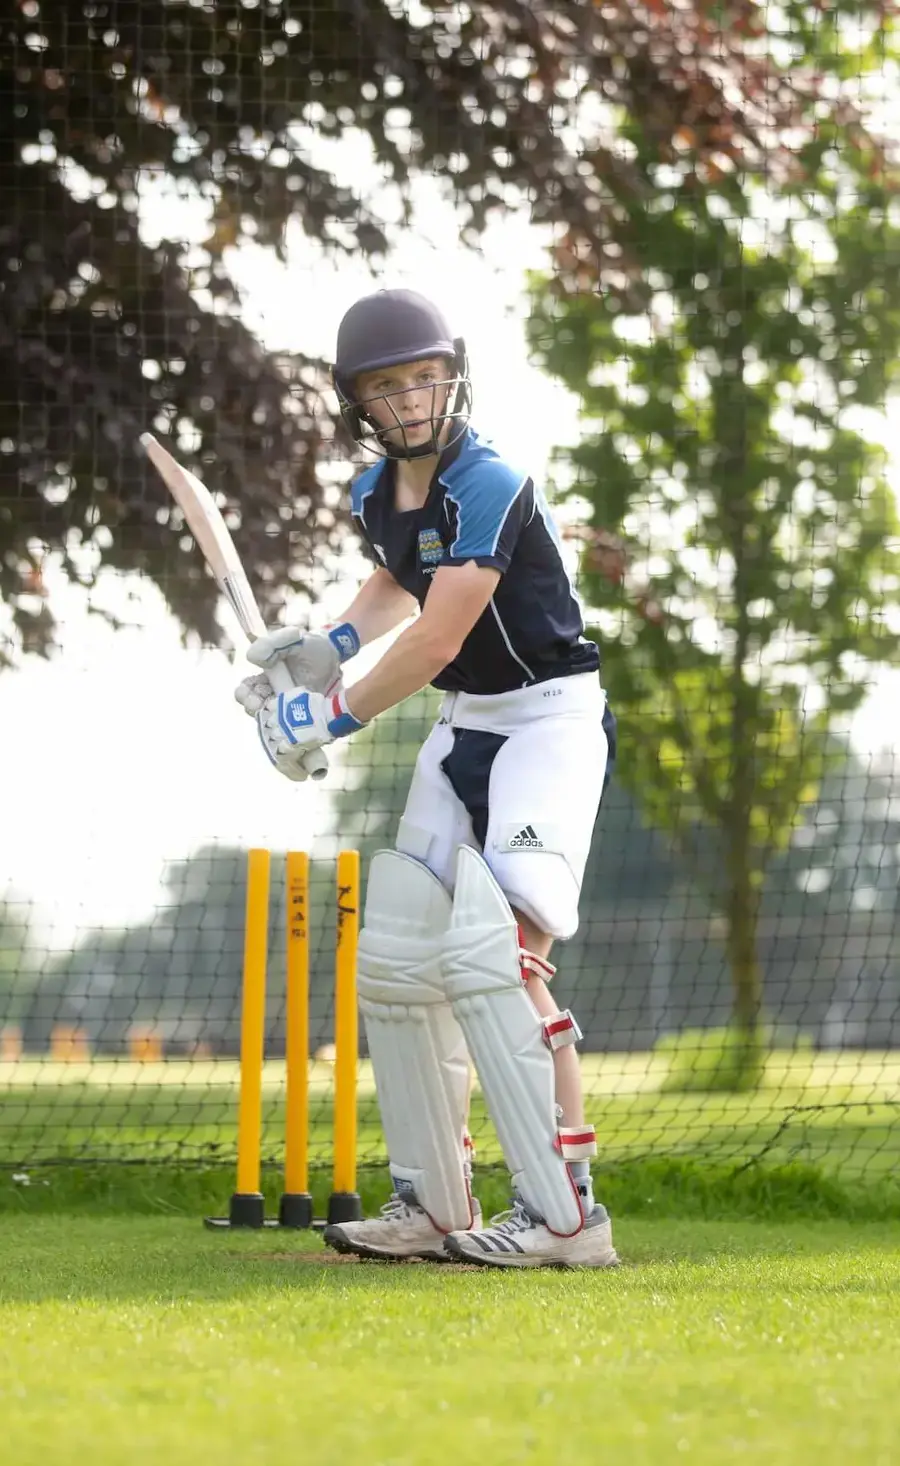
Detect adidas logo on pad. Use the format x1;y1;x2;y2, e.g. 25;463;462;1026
509;825;543;849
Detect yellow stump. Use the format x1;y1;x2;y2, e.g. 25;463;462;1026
328;849;361;1225
279;851;313;1229
227;848;270;1227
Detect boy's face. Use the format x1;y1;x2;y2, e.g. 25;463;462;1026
354;355;454;453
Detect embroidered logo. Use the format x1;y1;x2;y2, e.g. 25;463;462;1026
417;527;444;570
284;693;314;729
332;629;357;659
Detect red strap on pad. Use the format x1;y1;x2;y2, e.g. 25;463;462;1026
542;1010;583;1051
557;1125;598;1162
517;933;556;984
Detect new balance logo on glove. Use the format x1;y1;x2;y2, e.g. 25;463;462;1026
508;825;543;849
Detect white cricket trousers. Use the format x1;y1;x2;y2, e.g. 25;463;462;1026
394;672;613;939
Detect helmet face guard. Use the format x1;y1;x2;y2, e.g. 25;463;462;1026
332;289;472;460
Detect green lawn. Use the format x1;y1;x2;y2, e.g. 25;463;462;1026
2;1051;898;1181
1;1216;897;1466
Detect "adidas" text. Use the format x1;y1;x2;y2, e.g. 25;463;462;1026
509;824;543;849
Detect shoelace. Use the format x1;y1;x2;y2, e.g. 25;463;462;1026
487;1198;534;1235
379;1193;420;1221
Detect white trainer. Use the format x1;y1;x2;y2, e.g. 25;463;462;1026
443;1196;619;1269
323;1194;482;1261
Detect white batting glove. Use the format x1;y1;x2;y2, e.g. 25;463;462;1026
234;622;360;718
234;671;276;717
257;684;367;781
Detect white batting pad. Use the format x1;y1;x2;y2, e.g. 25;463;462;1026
442;846;585;1238
357;850;474;1232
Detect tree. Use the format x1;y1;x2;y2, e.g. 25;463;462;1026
2;0;826;665
527;5;900;1078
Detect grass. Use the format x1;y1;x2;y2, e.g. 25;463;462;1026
1;1216;898;1466
2;1052;898;1462
657;1024;770;1093
2;1051;898;1181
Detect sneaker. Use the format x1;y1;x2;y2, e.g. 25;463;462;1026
443;1196;618;1269
324;1194;482;1261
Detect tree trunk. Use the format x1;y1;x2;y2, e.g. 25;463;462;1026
723;661;765;1054
723;763;765;1088
724;845;763;1039
717;319;765;1078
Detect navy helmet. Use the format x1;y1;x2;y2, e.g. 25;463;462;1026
332;289;472;460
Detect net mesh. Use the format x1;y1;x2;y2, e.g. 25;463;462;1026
1;0;898;1192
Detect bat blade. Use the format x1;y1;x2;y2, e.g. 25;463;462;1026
140;432;265;641
140;432;328;781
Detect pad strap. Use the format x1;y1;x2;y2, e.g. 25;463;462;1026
519;947;556;982
558;1125;598;1162
542;1010;583;1051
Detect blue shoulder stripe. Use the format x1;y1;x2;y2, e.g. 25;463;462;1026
440;433;529;559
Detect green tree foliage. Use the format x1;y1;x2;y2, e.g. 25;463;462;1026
2;0;828;664
527;4;900;1074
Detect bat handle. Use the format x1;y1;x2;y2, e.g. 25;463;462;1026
265;657;330;782
300;746;330;781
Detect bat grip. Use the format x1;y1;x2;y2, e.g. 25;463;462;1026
266;659;330;782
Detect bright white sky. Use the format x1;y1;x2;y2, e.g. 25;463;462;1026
2;150;899;949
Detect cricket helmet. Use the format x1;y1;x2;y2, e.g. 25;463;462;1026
332;289;472;459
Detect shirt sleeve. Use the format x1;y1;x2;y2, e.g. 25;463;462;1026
442;468;533;574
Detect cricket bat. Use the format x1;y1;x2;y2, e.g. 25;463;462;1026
140;432;328;781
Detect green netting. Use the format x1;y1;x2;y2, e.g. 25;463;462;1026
1;1;898;1192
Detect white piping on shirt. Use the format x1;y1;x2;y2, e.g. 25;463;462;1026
489;597;535;684
444;474;529;558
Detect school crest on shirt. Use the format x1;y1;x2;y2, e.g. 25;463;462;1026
417;527;444;573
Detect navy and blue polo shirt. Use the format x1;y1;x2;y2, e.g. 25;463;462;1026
349;427;600;695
